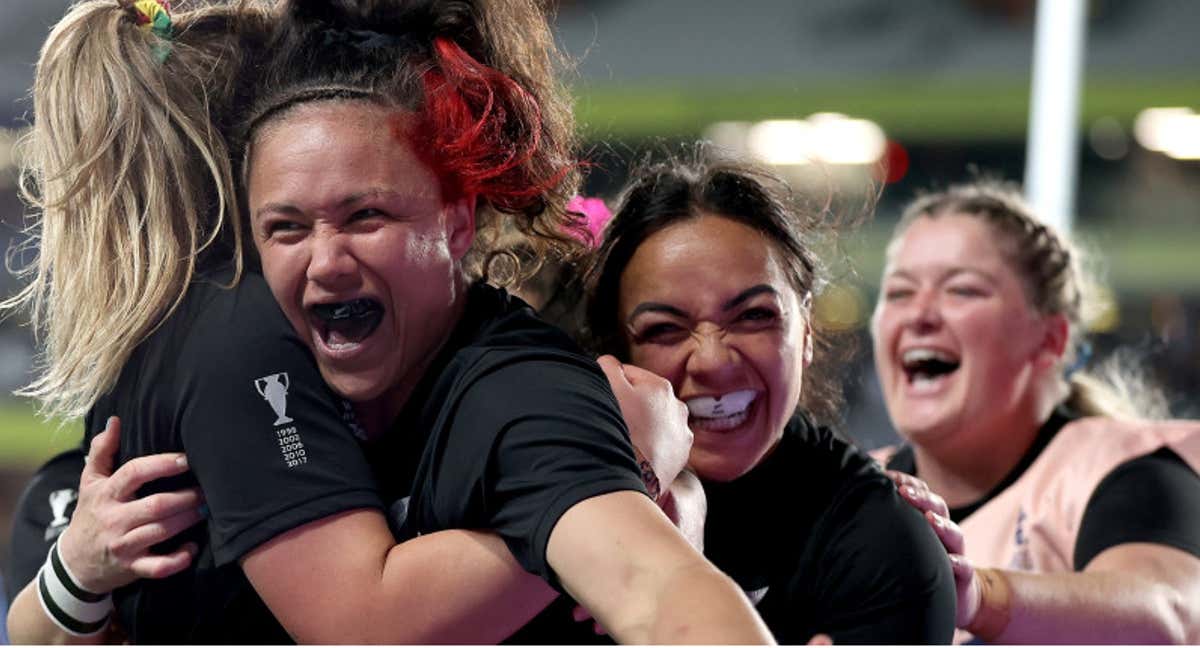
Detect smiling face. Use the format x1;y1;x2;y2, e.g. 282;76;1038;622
618;214;812;482
871;213;1064;449
247;101;475;426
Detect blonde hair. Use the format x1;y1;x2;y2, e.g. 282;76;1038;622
2;1;261;420
893;180;1164;420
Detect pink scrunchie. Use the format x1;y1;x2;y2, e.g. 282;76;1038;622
567;196;613;248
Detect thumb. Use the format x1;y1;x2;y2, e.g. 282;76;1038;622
808;634;834;645
85;416;121;479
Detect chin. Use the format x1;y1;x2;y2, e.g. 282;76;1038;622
688;444;761;483
893;411;960;446
320;368;388;404
690;458;751;483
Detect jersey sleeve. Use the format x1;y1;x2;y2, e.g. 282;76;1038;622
797;477;957;644
429;354;647;588
176;283;383;565
1074;447;1200;570
5;448;86;600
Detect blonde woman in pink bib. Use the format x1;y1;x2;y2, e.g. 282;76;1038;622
871;181;1200;644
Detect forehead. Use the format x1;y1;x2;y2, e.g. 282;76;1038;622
620;213;793;307
885;213;1014;277
247;101;437;202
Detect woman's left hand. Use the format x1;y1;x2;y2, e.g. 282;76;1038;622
885;470;981;628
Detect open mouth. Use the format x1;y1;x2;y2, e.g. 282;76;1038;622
901;348;960;387
309;298;384;350
686;389;758;431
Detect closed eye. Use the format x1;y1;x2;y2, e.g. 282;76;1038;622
738;307;777;322
631;322;688;345
947;285;987;297
263;219;306;238
350;207;386;221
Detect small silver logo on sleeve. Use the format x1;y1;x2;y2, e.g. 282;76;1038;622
254;372;294;425
45;488;78;540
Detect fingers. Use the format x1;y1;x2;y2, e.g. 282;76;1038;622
618;361;663;386
948;553;975;583
890;472;950;520
571;604;592;623
124;488;204;532
128;542;198;580
808;633;834;645
85;416;122;479
596;355;631;394
926;510;966;555
109;452;190;500
119;507;204;557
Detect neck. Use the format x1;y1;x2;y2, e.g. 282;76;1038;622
353;275;471;438
912;394;1059;510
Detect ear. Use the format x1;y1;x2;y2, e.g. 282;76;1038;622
1034;312;1070;370
445;194;476;260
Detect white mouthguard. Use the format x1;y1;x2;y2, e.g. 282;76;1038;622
686;390;758;419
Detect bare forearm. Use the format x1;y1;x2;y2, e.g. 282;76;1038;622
642;562;772;645
368;530;557;643
246;515;557;644
985;569;1196;644
6;582;115;645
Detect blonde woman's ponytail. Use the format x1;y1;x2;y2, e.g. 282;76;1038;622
3;1;258;420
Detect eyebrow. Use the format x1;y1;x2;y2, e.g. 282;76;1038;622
626;284;779;322
253;189;408;221
885;267;998;285
722;284;778;310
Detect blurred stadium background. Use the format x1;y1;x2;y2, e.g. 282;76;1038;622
1;0;1197;574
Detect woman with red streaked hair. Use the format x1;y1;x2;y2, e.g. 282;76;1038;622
6;0;770;643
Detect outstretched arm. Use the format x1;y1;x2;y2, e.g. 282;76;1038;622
242;509;556;644
890;469;1200;644
548;490;773;645
957;545;1200;644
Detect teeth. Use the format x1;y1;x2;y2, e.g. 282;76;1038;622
686;390;757;419
901;348;957;365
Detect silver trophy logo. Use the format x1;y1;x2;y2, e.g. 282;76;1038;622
255;372;294;425
45;488;77;540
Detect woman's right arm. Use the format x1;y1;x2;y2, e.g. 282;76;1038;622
547;490;774;644
242;512;556;643
7;418;201;645
240;356;701;644
8;421;558;645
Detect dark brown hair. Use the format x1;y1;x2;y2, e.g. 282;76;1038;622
584;146;852;425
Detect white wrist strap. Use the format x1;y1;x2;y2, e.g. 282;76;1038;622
36;541;113;636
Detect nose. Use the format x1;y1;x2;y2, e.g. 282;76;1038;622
684;324;740;385
306;229;357;288
904;288;942;334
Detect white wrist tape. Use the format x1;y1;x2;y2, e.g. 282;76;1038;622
36;541;113;636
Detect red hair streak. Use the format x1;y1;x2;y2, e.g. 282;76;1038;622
418;37;568;212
